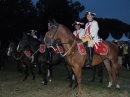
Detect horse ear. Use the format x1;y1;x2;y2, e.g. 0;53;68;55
49;20;54;26
53;19;59;27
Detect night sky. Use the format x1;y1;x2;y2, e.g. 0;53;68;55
32;0;130;25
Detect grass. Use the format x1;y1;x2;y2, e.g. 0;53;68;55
0;60;130;97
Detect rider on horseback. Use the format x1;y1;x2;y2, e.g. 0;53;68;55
72;21;85;39
82;11;99;67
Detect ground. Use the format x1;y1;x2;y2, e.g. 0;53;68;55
0;60;130;97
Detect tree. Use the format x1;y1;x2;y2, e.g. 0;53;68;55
36;0;85;33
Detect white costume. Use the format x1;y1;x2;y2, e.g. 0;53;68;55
73;28;85;39
32;35;37;39
84;20;99;47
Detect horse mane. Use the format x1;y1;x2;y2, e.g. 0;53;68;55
59;24;83;43
58;24;75;40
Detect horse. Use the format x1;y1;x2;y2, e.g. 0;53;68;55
44;20;120;96
90;62;104;83
16;33;73;85
7;41;35;81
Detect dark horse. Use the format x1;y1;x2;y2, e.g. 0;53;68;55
44;20;120;96
16;33;71;85
7;42;35;81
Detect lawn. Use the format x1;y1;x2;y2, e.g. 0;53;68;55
0;60;130;97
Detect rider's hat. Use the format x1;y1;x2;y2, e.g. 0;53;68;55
85;11;96;16
72;21;84;26
30;30;37;33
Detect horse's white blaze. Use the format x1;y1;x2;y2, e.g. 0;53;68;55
116;84;120;88
7;47;11;56
47;69;50;77
17;43;20;51
107;82;112;88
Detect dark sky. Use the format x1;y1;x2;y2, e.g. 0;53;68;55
32;0;130;25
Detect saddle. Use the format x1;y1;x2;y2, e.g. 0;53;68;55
24;49;31;57
77;41;108;55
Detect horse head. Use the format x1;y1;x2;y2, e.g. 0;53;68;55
44;19;59;47
17;33;30;52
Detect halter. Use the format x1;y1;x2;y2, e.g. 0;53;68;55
46;25;77;57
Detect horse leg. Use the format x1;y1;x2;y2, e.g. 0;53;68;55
73;74;78;90
48;65;53;77
98;63;103;83
91;65;96;82
23;65;29;81
104;59;113;88
29;66;35;80
41;62;48;85
111;59;120;89
72;66;82;97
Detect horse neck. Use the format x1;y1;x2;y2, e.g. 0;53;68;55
29;38;41;53
13;44;23;57
58;25;76;52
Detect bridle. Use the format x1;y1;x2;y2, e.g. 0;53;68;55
45;24;77;57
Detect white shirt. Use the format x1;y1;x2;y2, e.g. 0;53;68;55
85;20;99;42
73;28;85;39
32;35;37;39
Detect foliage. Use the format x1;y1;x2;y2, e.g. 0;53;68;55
0;0;130;40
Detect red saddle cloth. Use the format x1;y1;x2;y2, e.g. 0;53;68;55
94;42;108;55
24;50;31;57
39;44;45;53
77;42;86;55
53;46;64;53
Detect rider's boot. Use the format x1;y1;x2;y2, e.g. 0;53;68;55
83;42;90;67
88;47;94;67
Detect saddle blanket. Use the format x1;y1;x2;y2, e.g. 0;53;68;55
94;42;108;55
53;46;64;53
77;42;86;55
39;44;45;53
24;50;31;57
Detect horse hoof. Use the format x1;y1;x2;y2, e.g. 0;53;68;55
23;78;27;81
91;79;94;82
75;93;80;97
107;87;111;89
99;80;103;83
69;85;72;88
115;88;120;90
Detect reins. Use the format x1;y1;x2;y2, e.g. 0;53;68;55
56;39;76;57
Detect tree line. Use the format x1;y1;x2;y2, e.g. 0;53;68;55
0;0;130;40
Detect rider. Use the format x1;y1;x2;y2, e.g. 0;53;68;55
72;21;91;66
72;21;85;39
83;11;99;67
30;30;38;39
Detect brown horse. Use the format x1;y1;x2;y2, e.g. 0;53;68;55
44;20;120;96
